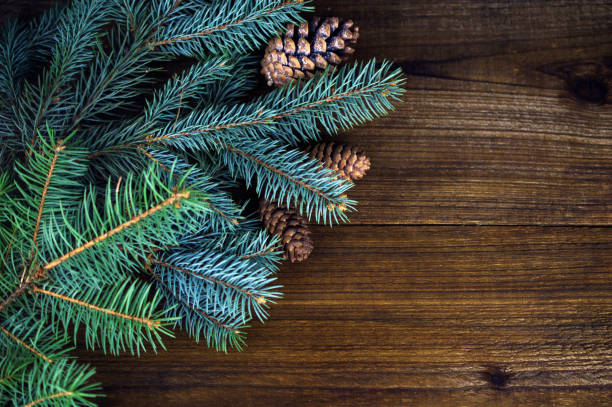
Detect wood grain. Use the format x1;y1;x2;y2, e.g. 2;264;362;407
78;226;612;406
324;0;612;225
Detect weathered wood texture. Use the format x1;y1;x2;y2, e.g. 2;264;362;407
320;0;612;225
6;0;610;405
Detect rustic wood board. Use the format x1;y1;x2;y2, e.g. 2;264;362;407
78;226;612;406
323;0;612;225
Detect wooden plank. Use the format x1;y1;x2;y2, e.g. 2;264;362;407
79;226;612;406
312;0;612;225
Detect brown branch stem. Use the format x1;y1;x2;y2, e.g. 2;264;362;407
31;286;160;329
24;391;74;407
146;0;304;49
23;141;65;284
0;324;53;363
43;191;189;271
0;283;31;314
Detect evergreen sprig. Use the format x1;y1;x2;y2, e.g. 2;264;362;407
148;0;311;56
0;0;404;403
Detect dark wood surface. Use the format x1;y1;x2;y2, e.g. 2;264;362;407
80;226;612;406
8;0;612;405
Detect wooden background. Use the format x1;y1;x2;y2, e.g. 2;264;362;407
6;0;612;405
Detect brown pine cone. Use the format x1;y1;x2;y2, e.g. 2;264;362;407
305;142;371;182
259;199;313;263
260;16;359;87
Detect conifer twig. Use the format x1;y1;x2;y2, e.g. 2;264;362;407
43;190;190;271
146;0;305;49
23;141;64;282
150;270;239;334
241;248;275;261
0;284;31;314
136;146;238;225
24;391;74;407
221;142;334;201
0;324;53;363
153;260;266;305
30;286;160;329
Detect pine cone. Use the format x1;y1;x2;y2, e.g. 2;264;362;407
259;199;313;263
305;142;371;182
261;16;359;87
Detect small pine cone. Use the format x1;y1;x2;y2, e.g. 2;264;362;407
305;142;371;182
259;199;313;263
261;16;359;87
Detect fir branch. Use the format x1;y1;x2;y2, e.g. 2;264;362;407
137;147;242;229
17;0;112;151
150;268;246;352
257;60;406;145
0;310;73;398
24;140;65;278
195;227;282;271
223;142;333;198
35;162;208;289
194;57;261;108
153;242;280;325
0;2;66;120
0;20;31;151
5;130;87;289
143;57;235;124
42;190;190;272
26;4;67;68
7;358;99;407
148;0;310;56
31;286;160;330
24;391;75;407
67;38;154;133
0;20;29;107
151;269;237;331
63;0;185;136
81;55;238;157
154;260;268;307
0;284;29;314
34;279;173;355
0;324;53;363
219;139;355;224
0;3;66;143
90;60;404;156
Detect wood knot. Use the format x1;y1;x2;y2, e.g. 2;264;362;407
537;59;611;105
482;366;511;389
567;74;608;104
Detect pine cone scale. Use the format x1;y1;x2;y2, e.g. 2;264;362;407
305;142;371;182
261;16;359;87
259;199;313;263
